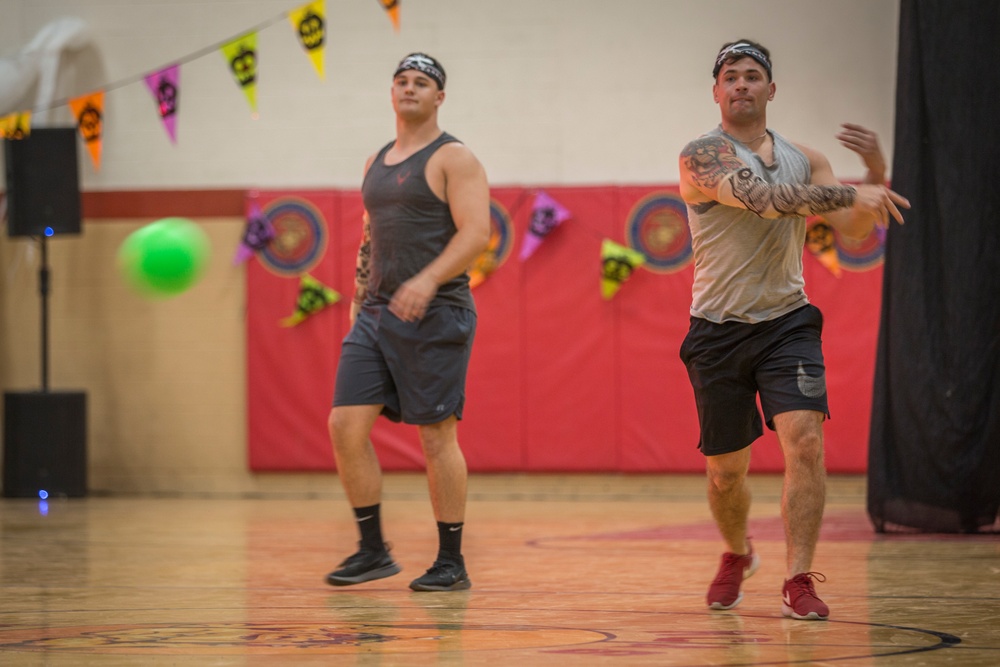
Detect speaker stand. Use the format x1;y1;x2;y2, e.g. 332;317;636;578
39;234;50;391
0;234;88;498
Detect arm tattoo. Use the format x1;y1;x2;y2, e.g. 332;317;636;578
681;136;743;189
731;168;857;217
353;221;371;304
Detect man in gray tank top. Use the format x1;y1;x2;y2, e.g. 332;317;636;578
677;39;910;620
325;53;490;592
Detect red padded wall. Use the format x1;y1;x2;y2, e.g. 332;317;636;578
247;186;882;473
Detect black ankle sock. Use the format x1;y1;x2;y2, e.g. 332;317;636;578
437;521;464;561
353;504;384;552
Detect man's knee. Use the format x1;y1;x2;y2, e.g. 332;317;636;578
328;410;352;453
785;432;825;469
328;407;347;436
774;411;825;466
706;451;751;493
708;466;747;494
329;406;377;452
418;419;459;459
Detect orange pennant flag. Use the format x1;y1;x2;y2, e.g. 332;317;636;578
0;111;31;139
805;218;841;277
377;0;400;32
467;232;501;289
69;91;105;170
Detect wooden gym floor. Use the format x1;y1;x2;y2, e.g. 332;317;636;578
1;473;998;665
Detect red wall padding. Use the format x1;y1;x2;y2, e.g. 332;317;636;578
247;186;882;473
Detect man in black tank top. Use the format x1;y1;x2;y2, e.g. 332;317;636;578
677;40;910;621
324;53;490;592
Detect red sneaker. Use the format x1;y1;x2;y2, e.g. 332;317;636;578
781;572;830;620
707;540;760;610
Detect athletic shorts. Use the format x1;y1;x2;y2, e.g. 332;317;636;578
333;303;476;424
678;303;829;456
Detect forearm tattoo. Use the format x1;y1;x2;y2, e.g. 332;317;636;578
683;135;857;217
681;136;743;189
731;168;857;217
353;221;371;304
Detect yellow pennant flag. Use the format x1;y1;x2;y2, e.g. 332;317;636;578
221;33;259;115
600;239;646;300
280;274;340;327
69;91;105;170
0;111;31;139
377;0;400;32
289;0;326;80
805;218;841;277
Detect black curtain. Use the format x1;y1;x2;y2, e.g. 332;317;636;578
868;0;1000;533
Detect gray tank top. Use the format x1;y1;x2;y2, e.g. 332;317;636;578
686;126;812;324
361;131;475;312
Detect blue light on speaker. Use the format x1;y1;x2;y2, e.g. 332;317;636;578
38;489;49;500
44;227;55;237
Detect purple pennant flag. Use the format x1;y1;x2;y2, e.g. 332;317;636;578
234;198;276;264
519;190;572;261
144;64;180;143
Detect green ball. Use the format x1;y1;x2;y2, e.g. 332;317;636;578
118;217;211;297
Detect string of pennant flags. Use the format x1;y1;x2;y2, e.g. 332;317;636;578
0;0;859;322
0;0;401;169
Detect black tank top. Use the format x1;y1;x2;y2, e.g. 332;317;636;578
361;131;475;312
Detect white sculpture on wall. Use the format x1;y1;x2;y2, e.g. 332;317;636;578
0;17;91;123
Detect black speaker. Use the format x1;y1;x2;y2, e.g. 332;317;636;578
3;391;87;498
4;127;81;237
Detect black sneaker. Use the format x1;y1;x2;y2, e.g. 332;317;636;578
409;556;472;592
325;545;401;586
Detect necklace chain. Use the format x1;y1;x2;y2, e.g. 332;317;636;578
722;127;768;145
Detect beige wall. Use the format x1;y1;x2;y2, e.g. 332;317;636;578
1;0;900;189
0;0;901;494
1;219;275;494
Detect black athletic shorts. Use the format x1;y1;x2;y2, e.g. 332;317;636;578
679;303;830;456
333;303;476;424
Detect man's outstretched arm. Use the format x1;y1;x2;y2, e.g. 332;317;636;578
679;135;908;225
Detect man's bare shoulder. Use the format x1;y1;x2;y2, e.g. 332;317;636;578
679;134;743;195
437;140;477;161
434;140;484;176
791;141;837;184
790;141;829;165
680;134;737;159
362;152;377;178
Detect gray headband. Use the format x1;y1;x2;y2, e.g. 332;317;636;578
394;53;446;89
713;43;772;80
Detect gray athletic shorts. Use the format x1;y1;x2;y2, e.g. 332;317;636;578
679;304;830;456
333;303;476;424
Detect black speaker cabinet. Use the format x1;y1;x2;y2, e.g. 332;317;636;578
3;391;87;498
3;127;82;237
